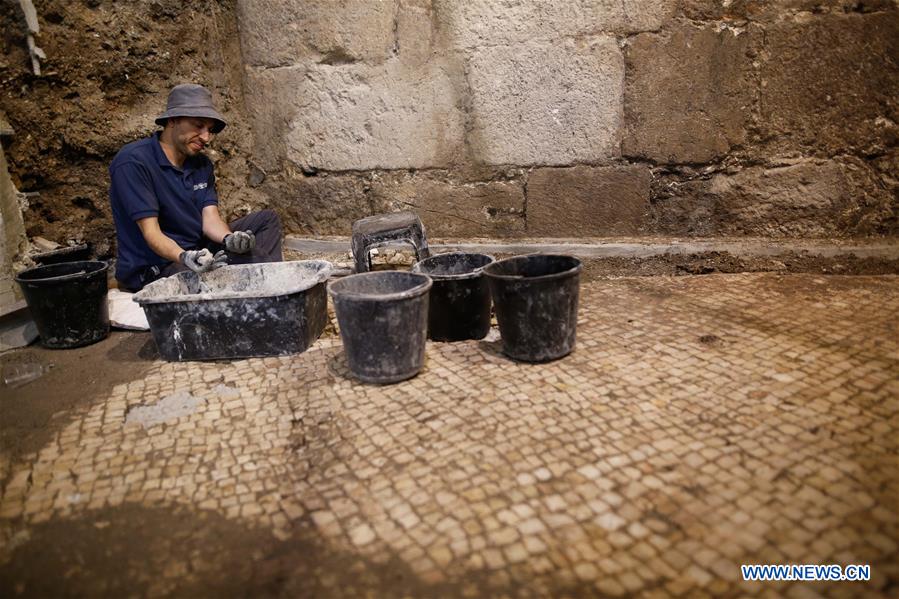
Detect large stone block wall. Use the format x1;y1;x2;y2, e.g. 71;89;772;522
238;0;898;238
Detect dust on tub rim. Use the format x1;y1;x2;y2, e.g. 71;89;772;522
483;253;583;282
411;251;496;281
328;271;432;302
132;260;333;305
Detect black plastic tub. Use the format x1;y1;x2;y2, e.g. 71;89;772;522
411;252;495;341
15;260;110;349
483;254;582;362
329;271;431;384
133;261;331;361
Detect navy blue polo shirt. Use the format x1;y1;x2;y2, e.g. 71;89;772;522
109;133;218;289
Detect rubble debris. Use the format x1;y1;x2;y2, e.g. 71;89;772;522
30;237;61;252
0;313;38;351
248;163;266;187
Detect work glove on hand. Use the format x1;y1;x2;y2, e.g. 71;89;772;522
223;230;255;254
180;249;228;274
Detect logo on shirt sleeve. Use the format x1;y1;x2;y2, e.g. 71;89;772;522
193;182;208;191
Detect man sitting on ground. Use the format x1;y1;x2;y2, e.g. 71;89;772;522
109;83;282;291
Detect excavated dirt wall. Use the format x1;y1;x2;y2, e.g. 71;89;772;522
0;0;260;258
0;0;896;255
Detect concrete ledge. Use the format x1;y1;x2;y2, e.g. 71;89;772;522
285;236;899;260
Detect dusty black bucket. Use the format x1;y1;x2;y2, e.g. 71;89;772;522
15;260;110;349
483;254;582;362
412;252;495;341
329;271;432;384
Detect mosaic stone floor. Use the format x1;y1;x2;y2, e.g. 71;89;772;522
1;273;897;597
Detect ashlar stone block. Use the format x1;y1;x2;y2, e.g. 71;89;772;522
708;161;853;236
612;0;678;32
623;23;756;164
654;159;897;237
246;61;466;171
371;173;525;237
269;172;372;237
292;61;465;171
527;165;651;236
237;0;397;68
758;12;899;157
437;0;585;49
467;37;624;167
396;0;436;65
437;0;675;49
242;66;305;170
677;0;896;21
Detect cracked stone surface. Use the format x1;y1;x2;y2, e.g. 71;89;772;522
1;273;897;596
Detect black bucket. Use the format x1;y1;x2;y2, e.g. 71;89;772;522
412;252;495;341
329;271;432;384
15;260;110;349
483;254;582;362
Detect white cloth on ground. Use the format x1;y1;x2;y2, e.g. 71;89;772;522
109;289;149;330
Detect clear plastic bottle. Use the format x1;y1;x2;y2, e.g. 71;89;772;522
2;362;51;389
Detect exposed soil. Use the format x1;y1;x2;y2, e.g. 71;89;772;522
0;503;475;598
0;332;157;470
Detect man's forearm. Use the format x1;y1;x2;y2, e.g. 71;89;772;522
136;216;185;263
202;205;231;244
146;234;186;264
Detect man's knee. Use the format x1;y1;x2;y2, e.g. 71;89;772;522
259;209;280;228
248;209;283;262
230;209;281;238
245;209;281;236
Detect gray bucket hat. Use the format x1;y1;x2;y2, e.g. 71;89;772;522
155;84;227;133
